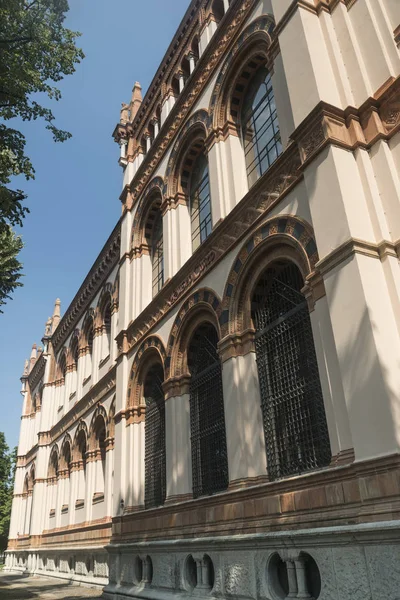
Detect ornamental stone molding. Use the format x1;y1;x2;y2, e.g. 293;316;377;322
219;215;319;338
165;287;222;381
126;335;167;409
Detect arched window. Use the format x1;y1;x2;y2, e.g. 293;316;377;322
151;213;164;297
144;363;166;508
87;325;94;356
251;261;331;481
189;152;212;251
48;448;59;480
188;323;228;498
93;416;106;485
241;66;282;188
61;440;71;478
58;354;67;382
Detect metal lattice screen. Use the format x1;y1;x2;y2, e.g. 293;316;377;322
252;262;331;481
144;363;166;508
189;323;228;498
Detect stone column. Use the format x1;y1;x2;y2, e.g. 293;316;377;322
164;377;192;502
188;52;196;74
219;333;267;486
178;70;185;93
162;196;191;281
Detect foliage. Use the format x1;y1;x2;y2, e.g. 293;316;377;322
0;0;84;308
0;227;23;313
0;434;16;553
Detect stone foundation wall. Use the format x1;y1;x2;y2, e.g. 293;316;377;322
103;521;400;600
4;548;108;588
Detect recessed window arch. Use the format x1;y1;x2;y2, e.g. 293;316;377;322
57;353;67;383
240;65;282;187
187;321;228;498
251;260;331;480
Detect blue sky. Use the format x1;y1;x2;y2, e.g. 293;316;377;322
0;0;189;450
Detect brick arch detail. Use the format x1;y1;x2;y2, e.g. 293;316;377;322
219;215;319;338
59;433;72;471
131;176;164;250
48;444;60;479
166;287;222;380
88;404;108;451
163;109;209;198
72;420;88;461
208;15;275;131
126;335;167;409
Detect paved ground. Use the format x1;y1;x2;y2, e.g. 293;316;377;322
0;572;104;599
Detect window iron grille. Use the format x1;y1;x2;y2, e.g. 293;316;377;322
189;323;228;498
253;262;331;481
241;68;282;188
144;364;166;508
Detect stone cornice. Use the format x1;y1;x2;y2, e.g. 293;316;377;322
51;220;121;352
316;238;400;276
28;354;45;390
125;0;202;137
120;0;260;208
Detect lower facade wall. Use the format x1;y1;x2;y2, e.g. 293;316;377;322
4;548;108;587
103;522;400;600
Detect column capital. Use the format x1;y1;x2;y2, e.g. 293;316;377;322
218;329;256;362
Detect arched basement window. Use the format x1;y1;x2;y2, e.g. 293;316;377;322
144;363;166;508
241;66;282;188
251;261;331;481
188;323;228;498
189;152;212;252
151;213;164;297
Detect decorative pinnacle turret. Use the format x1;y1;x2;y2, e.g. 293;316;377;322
51;298;61;334
29;343;37;372
129;81;142;122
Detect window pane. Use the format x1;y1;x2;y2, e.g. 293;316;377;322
241;67;282;187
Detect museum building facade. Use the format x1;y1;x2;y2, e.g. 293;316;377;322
5;0;400;598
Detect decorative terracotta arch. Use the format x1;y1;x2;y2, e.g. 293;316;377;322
219;215;320;339
47;444;60;481
80;308;95;352
163;109;209;199
72;420;88;461
29;464;35;489
208;15;275;131
67;329;81;369
59;433;72;475
131;176;164;251
166;287;222;381
126;335;167;410
88;404;108;451
56;347;68;383
107;396;116;439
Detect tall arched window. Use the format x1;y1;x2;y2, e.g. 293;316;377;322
251;261;331;481
188;323;228;498
144;363;166;508
93;416;106;487
151;213;164;297
189;153;212;251
241;67;282;188
102;300;112;358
